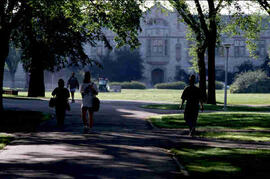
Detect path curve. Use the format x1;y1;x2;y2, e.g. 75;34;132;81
0;98;181;178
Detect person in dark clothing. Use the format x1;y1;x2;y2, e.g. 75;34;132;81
52;79;70;127
180;75;204;136
67;72;79;103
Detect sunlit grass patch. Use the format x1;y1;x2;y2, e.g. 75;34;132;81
142;103;270;112
0;134;14;150
150;112;270;130
3;89;270;105
198;131;270;142
171;146;270;177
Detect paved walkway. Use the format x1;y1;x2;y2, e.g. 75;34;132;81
1;99;181;178
2;98;270;178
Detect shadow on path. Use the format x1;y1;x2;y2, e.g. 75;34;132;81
1;99;181;178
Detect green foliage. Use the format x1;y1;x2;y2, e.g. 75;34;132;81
0;134;13;150
215;81;225;90
9;0;144;72
230;70;270;93
223;12;266;59
195;81;224;90
109;81;146;89
174;69;189;83
236;61;255;73
90;47;144;82
154;81;186;89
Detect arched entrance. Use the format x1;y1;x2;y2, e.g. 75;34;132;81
151;69;164;85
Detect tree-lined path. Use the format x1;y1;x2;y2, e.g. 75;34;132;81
1;99;181;178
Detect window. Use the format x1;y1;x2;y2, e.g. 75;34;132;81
256;40;266;57
176;44;181;61
234;40;246;57
216;46;224;57
152;39;164;56
97;46;103;56
146;39;151;57
90;45;103;56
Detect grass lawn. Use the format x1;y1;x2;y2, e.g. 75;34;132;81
150;112;270;142
4;89;270;105
142;104;270;112
0;110;51;132
0;134;13;150
171;144;270;178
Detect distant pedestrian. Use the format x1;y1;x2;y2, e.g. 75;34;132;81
67;72;79;103
52;79;70;127
80;71;98;132
180;75;204;136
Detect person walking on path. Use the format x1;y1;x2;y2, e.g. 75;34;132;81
67;72;79;103
52;79;70;127
80;71;98;132
180;74;204;136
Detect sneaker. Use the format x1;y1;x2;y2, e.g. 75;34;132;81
190;128;196;137
83;126;89;133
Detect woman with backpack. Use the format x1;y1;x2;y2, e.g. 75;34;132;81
80;71;98;132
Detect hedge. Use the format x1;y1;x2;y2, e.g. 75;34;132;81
154;81;186;89
195;81;224;90
109;81;146;89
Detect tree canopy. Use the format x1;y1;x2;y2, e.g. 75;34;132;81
0;0;144;107
91;47;144;82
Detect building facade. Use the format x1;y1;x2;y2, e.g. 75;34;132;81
86;5;269;86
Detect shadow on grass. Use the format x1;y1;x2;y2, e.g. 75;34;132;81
150;112;270;130
142;104;270;112
0;110;51;133
171;143;270;178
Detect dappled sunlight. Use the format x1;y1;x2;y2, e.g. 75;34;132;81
116;108;159;119
0;128;180;178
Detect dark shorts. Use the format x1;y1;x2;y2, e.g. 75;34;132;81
82;106;94;112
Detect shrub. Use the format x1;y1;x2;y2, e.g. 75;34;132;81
195;81;224;89
230;70;270;93
109;81;146;89
215;81;224;90
154;81;186;89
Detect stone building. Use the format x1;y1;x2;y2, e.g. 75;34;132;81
85;5;269;86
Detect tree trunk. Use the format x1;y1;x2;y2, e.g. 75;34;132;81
197;49;207;102
28;67;45;97
207;40;216;104
0;30;11;111
25;72;30;89
28;42;45;97
10;72;15;88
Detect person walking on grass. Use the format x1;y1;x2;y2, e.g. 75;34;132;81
80;71;98;132
180;74;204;136
67;72;79;103
52;79;70;127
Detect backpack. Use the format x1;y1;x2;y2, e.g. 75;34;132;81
92;97;100;112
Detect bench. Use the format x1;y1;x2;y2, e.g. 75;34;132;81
109;85;121;92
3;90;19;95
